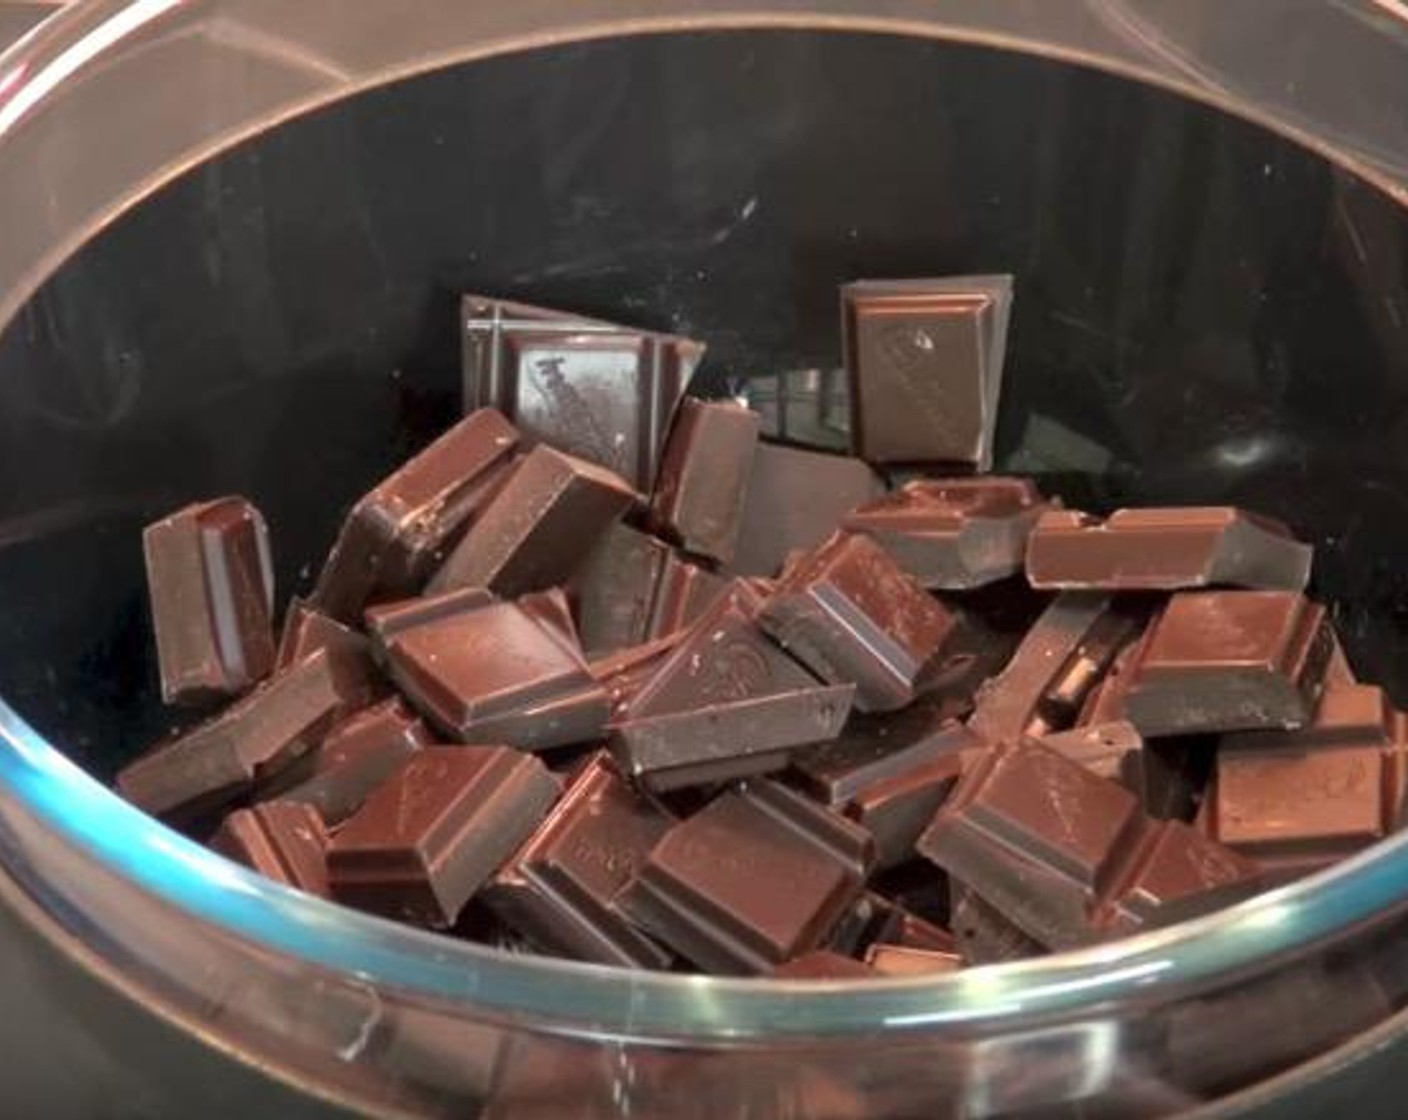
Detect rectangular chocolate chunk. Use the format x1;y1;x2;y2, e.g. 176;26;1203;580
1123;591;1334;735
772;950;878;979
211;800;330;897
967;593;1143;742
570;523;673;653
1026;507;1312;592
1040;720;1198;820
309;408;520;621
647;398;760;564
729;442;886;578
482;752;674;968
759;533;960;712
918;739;1256;948
792;713;984;867
1200;685;1408;879
842;478;1047;589
612;582;853;790
461;295;704;489
863;944;962;976
427;444;637;598
276;598;370;671
618;779;875;973
841;275;1013;468
144;496;275;704
328;746;558;928
272;697;435;824
117;648;371;822
385;598;608;751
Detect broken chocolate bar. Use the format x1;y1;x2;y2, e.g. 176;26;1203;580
611;582;853;790
842;275;1013;468
759;532;959;712
427;444;637;598
277;598;370;672
461;295;703;489
117;647;372;821
329;746;558;928
619;779;875;973
483;752;674;967
918;739;1256;948
1026;507;1312;592
648;398;759;564
274;697;435;824
1123;591;1334;735
729;442;886;578
385;598;608;750
211;800;330;897
144;496;275;704
310;408;520;621
363;586;497;656
843;477;1046;589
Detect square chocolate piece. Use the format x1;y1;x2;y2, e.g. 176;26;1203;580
842;275;1012;467
461;295;703;489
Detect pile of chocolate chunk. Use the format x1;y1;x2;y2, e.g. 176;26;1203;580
115;277;1385;979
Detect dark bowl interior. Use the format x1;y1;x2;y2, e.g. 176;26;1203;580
2;29;1407;779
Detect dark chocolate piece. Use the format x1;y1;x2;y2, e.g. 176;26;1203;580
1123;591;1334;735
792;715;984;867
644;551;726;641
842;477;1046;589
483;752;674;967
144;496;275;704
1026;507;1312;592
967;593;1140;742
1201;684;1408;879
273;697;434;824
618;779;875;973
517;587;582;651
571;523;673;653
309;408;520;621
949;885;1043;965
277;598;370;671
427;444;637;598
918;740;1256;948
863;943;962;975
589;635;683;722
841;275;1012;468
386;599;608;751
328;746;558;928
729;442;886;578
772;950;878;979
117;648;371;821
211;800;330;896
759;532;960;712
461;295;704;489
648;398;760;564
1041;720;1198;821
612;582;854;790
363;586;497;656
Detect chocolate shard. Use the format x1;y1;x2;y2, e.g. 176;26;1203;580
644;551;727;641
842;477;1047;589
618;779;875;973
648;398;760;564
482;752;674;968
841;275;1013;468
792;713;985;867
143;496;276;704
271;697;435;824
571;523;673;653
117;648;370;822
309;408;520;621
517;587;582;651
427;444;637;598
611;581;854;790
385;598;608;751
949;884;1043;965
918;739;1256;948
772;950;878;979
328;746;559;928
729;442;886;578
277;598;371;671
1026;507;1312;592
461;295;704;489
1123;591;1334;735
363;586;497;656
967;593;1144;742
863;943;962;976
758;533;961;712
1040;720;1199;820
211;800;330;896
1200;684;1408;880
